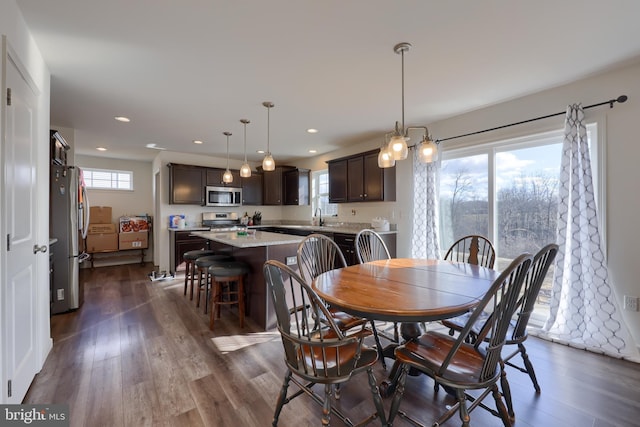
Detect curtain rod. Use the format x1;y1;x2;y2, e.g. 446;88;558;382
434;95;628;143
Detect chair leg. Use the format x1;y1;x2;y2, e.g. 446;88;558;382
366;367;387;426
238;276;245;328
499;359;515;422
491;383;512;427
456;388;471;427
369;320;386;369
183;261;189;296
519;343;541;393
322;383;333;426
387;363;409;425
272;370;292;426
189;262;196;300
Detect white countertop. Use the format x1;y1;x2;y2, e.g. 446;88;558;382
252;224;397;235
190;230;304;248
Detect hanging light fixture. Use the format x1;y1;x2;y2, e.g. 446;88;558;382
239;119;252;178
222;131;234;183
377;138;396;168
262;101;275;171
387;42;411;161
417;134;438;163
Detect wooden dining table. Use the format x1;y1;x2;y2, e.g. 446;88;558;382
312;258;500;396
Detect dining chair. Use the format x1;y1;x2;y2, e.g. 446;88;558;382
440;243;558;420
444;234;496;269
355;229;399;345
387;253;533;427
297;234;387;368
263;260;387;427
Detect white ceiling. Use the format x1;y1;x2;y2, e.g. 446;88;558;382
15;0;640;163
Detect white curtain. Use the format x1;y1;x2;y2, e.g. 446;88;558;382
411;147;441;259
536;104;639;361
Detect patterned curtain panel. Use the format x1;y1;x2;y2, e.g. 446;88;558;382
411;148;441;259
536;104;639;361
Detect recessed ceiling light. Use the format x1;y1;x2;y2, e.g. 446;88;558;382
309;149;317;154
114;116;130;123
193;140;203;144
307;128;318;134
145;143;166;150
256;150;265;154
96;147;107;151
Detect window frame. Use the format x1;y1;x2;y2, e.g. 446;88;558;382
82;167;134;191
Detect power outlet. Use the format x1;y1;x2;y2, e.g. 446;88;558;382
624;295;638;311
286;256;297;266
57;288;65;301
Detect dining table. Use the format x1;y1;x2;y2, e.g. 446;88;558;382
312;258;500;395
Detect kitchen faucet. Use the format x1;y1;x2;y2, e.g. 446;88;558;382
314;207;324;226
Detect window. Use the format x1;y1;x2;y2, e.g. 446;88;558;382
82;168;133;191
311;170;338;217
439;124;601;324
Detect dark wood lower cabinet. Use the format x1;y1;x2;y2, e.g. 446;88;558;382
169;231;209;275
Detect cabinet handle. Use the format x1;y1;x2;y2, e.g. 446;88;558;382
364;193;367;198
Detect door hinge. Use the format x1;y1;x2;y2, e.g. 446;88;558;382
6;234;10;251
7;379;11;398
6;88;11;106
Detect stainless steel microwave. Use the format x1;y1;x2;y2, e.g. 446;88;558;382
205;186;242;207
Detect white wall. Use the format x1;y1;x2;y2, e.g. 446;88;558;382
0;0;52;400
74;153;154;265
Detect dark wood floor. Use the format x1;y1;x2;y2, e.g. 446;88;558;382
24;263;640;426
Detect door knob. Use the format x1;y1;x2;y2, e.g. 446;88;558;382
33;244;48;254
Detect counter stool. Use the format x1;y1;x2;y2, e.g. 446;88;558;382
183;249;217;299
194;254;234;313
207;261;250;330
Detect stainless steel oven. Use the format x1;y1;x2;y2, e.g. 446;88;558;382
205;186;242;207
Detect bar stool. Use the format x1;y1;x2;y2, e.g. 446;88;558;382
183;249;217;299
207;261;250;330
194;254;234;313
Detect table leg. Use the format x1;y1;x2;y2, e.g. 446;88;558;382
379;322;424;398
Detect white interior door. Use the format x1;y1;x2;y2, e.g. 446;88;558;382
1;38;41;403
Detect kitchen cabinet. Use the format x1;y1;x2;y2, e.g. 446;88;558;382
262;167;285;205
169;230;209;275
241;173;263;205
283;168;310;205
168;163;205;205
327;149;396;203
333;233;357;266
206;168;241;187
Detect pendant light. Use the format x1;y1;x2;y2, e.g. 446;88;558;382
262;101;275;171
387;42;411;161
377;139;396;168
417;134;438;163
222;131;233;183
239;119;252;178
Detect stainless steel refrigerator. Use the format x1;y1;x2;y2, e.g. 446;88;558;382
50;164;89;314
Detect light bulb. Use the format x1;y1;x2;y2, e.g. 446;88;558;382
262;153;275;171
388;135;408;160
240;163;252;178
378;146;396;168
223;169;233;183
418;139;438;163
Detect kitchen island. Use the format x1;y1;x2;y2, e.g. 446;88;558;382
190;230;304;330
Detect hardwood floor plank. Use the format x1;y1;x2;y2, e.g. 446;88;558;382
22;263;640;427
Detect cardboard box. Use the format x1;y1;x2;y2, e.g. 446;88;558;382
118;231;148;250
119;216;150;233
88;223;116;234
86;233;118;252
90;206;112;224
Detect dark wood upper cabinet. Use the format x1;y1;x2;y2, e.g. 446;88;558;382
327;149;396;203
206;168;241;187
168;163;205;205
283;168;310;205
262;167;284;205
328;160;348;203
241;173;263;205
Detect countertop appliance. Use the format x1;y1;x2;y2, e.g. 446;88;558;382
50;163;90;314
202;212;241;231
205;186;242;207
